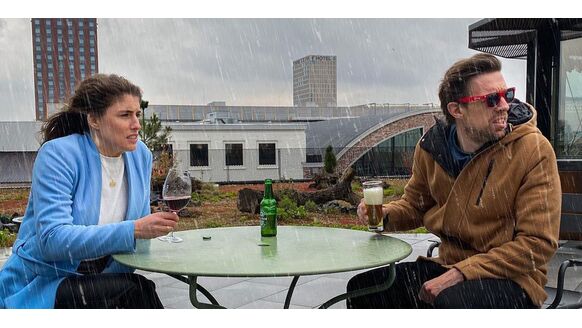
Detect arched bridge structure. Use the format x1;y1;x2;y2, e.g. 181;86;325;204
304;108;443;176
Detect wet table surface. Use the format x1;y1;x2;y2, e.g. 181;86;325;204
113;226;412;278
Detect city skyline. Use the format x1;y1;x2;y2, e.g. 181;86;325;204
0;18;527;122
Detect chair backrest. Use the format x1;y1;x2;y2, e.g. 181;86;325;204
559;193;582;241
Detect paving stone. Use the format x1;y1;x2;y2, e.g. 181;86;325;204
263;277;350;308
238;299;311;309
195;276;251;291
202;281;289;308
249;275;320;286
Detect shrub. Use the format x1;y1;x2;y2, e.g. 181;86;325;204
295;206;307;219
0;229;17;248
203;220;224;228
278;195;297;212
304;200;318;213
277;196;307;221
190;188;237;205
0;189;29;202
351;181;362;193
190;177;204;191
0;214;12;225
323;145;337;174
190;192;203;206
223;192;237;199
201;182;219;192
306;221;368;231
277;189;296;200
151;151;173;184
239;215;255;222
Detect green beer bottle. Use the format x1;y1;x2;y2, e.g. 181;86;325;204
260;179;277;237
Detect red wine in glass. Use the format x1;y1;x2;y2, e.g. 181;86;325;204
158;168;191;243
164;195;191;211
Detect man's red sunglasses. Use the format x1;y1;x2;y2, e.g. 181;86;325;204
457;87;516;108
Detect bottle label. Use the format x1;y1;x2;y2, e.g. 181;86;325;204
260;210;267;228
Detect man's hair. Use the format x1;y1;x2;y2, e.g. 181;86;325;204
438;53;502;124
42;74;142;143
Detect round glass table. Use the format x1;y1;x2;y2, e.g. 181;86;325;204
113;225;412;308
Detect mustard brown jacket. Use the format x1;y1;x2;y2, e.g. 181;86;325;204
385;101;561;307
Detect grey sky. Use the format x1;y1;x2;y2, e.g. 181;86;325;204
0;18;527;122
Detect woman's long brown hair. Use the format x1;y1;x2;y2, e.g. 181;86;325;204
41;74;142;144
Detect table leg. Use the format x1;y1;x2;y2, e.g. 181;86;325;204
283;276;300;309
188;276;225;309
168;274;220;307
318;263;396;309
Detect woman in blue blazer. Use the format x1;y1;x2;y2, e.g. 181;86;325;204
0;74;179;308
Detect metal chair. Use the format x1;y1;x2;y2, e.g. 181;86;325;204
544;192;582;308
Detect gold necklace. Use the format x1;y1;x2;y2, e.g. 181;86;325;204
100;155;122;188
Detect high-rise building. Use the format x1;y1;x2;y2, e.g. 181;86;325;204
31;18;99;120
293;55;337;107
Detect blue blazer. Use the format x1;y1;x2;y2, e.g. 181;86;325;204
0;133;152;308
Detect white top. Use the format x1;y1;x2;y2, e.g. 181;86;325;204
99;154;127;225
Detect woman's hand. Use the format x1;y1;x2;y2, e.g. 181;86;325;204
134;211;179;239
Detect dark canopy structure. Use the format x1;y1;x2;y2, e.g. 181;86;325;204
468;19;582;59
468;19;582;175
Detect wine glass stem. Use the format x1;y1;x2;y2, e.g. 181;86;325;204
169;210;177;238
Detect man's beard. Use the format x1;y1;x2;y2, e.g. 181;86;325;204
462;124;506;146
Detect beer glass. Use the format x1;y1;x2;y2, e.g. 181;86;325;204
363;180;384;232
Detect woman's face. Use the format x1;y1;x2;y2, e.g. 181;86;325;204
89;94;142;157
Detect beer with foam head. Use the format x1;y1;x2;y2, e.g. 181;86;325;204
363;181;384;232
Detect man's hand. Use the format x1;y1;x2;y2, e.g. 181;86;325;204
356;199;368;223
356;199;389;232
418;268;465;304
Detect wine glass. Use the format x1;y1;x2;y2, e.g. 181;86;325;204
158;168;191;243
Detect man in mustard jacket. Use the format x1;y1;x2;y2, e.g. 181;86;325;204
348;53;560;309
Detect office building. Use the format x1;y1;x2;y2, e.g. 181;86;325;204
31;18;98;120
293;55;337;107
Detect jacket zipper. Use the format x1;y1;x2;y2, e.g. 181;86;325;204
476;159;495;206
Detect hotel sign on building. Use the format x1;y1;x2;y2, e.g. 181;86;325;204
293;55;337;108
